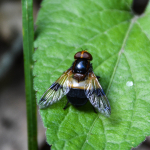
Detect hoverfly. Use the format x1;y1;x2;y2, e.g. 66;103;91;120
39;50;111;116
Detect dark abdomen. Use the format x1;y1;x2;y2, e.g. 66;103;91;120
66;88;88;106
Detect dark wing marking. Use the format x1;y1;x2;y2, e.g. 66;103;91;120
84;72;111;116
39;69;73;108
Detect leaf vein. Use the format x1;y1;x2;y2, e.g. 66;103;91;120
106;16;138;96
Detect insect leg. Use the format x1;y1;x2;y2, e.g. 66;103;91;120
92;106;97;114
96;76;100;80
63;101;70;110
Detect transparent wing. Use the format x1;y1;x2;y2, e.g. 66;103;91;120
84;72;111;116
39;69;73;108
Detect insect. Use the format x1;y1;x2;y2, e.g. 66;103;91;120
39;50;111;116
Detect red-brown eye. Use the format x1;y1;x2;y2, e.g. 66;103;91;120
74;50;93;60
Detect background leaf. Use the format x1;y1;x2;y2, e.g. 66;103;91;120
33;0;150;149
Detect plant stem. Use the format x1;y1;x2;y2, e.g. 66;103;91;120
22;0;38;149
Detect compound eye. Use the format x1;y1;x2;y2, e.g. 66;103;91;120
74;51;92;60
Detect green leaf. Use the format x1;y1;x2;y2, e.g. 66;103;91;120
34;0;150;149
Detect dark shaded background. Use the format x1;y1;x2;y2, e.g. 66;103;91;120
0;0;149;150
0;0;50;149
